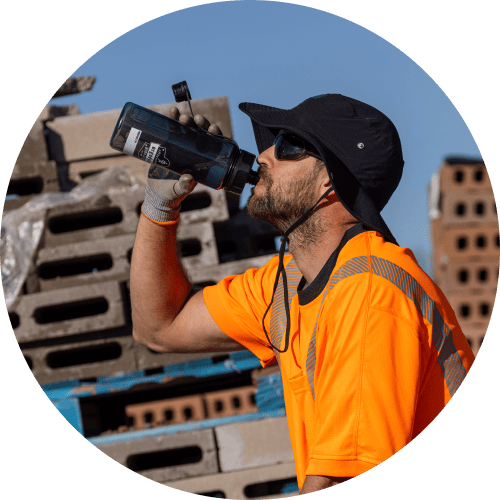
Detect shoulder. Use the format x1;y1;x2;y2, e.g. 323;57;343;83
206;253;293;306
331;231;460;330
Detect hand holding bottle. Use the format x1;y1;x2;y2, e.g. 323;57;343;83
141;106;223;224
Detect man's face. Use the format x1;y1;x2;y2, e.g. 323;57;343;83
247;144;322;233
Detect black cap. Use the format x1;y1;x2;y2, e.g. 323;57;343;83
238;94;404;245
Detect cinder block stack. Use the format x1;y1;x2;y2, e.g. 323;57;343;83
4;79;296;497
6;88;278;384
429;156;499;356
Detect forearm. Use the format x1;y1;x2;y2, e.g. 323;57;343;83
130;215;191;350
299;475;351;495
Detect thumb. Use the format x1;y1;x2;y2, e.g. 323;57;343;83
173;174;196;197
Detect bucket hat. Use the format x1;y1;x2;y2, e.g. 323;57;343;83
239;94;404;244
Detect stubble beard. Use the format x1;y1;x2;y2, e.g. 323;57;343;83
247;168;327;249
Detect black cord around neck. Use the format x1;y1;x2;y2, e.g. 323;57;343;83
262;186;334;353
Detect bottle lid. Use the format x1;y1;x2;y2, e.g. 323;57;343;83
172;81;192;103
225;150;257;195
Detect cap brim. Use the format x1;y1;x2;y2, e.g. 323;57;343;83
239;102;398;245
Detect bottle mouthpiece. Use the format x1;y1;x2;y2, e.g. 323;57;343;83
247;171;260;186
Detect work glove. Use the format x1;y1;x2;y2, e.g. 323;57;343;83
141;106;223;224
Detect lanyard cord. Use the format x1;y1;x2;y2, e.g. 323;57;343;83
262;186;335;353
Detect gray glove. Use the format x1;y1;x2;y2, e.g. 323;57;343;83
141;107;222;224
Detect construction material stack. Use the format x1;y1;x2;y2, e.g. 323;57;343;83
2;78;298;498
429;156;499;356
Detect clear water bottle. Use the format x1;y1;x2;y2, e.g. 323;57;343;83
109;88;259;195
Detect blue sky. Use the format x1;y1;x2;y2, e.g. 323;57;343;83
46;1;483;277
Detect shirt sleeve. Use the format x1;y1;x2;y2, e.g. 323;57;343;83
203;255;287;367
306;275;423;477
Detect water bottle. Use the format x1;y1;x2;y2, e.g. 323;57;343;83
109;82;259;195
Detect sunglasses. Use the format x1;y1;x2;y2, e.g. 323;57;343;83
273;132;322;161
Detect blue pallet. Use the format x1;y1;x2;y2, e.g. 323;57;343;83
255;372;286;412
89;408;286;446
45;350;269;435
43;350;264;402
45;351;287;437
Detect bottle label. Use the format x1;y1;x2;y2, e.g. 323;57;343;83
138;141;170;167
124;127;142;155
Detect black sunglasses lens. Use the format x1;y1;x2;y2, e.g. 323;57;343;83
275;134;307;160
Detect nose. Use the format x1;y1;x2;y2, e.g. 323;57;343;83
257;145;275;167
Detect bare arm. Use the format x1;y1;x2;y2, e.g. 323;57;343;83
299;475;351;495
130;214;245;353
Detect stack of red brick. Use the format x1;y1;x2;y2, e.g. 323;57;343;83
430;157;499;356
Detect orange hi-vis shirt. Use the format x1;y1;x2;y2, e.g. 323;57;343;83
203;225;475;488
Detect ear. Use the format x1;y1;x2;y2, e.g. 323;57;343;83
319;167;333;191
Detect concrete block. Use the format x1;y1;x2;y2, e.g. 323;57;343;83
187;253;279;287
177;221;218;270
33;234;135;292
13;281;127;343
134;347;228;372
205;386;257;420
164;462;298;499
14;119;49;167
441;189;497;226
67;160;229;223
179;183;229;225
95;428;218;483
38;104;81;122
42;185;144;247
5;160;60;211
21;333;137;384
53;76;96;98
215;416;293;472
45;96;232;163
125;395;205;430
69;156;149;185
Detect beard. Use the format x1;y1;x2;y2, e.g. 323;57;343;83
247;167;326;246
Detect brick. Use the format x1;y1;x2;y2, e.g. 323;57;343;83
134;347;228;372
95;428;218;483
164;462;298;499
448;291;496;327
33;234;135;292
440;225;500;260
439;161;491;192
215;417;293;472
42;184;144;247
15;119;49;166
13;281;127;343
461;326;487;357
21;334;136;384
45;96;232;163
205;386;257;420
436;257;498;295
441;190;497;226
125;395;205;430
177;221;218;269
187;253;279;286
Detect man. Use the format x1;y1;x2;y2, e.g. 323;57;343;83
131;94;475;494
